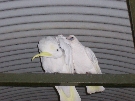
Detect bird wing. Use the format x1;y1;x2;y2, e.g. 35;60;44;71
56;35;74;73
85;47;102;74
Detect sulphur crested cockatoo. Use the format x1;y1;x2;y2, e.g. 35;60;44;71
32;36;81;101
57;35;105;94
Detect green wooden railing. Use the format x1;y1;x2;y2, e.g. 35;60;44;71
0;74;135;87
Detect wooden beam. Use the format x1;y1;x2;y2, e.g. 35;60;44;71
0;73;135;87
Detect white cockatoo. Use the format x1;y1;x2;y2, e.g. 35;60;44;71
57;35;105;94
32;36;81;101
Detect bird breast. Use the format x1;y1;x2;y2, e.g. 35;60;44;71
41;56;64;73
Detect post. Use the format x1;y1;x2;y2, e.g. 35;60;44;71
127;0;135;49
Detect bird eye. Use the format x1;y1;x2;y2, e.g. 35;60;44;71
57;49;59;51
69;37;74;41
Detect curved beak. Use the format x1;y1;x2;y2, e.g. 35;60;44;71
32;52;52;61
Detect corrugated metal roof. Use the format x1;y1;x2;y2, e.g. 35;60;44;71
0;0;135;101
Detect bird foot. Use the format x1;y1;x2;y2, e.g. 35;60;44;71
86;72;91;76
54;72;59;74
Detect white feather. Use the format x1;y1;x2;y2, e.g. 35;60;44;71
85;47;102;74
57;35;74;73
38;36;81;101
59;35;105;94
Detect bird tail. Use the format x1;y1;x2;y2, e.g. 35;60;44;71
86;86;105;94
55;86;81;101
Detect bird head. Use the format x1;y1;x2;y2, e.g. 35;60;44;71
32;36;63;60
66;35;79;44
